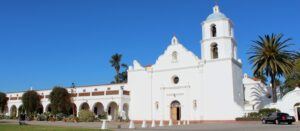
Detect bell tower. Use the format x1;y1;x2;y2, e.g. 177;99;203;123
200;4;244;120
201;5;237;60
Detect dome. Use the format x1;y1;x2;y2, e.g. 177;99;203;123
206;5;227;21
206;12;227;21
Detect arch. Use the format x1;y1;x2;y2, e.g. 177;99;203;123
210;43;219;59
37;104;43;114
107;101;118;121
10;105;17;118
122;103;129;120
170;100;181;121
210;24;217;37
294;103;300;121
80;102;90;111
93;102;104;116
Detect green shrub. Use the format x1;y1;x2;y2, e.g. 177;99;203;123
37;114;47;121
78;110;95;122
235;117;261;121
0;115;9;119
98;112;107;119
258;108;280;117
247;112;260;118
236;108;280;121
9;116;17;119
56;113;67;121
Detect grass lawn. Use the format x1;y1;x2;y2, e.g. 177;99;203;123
0;124;109;131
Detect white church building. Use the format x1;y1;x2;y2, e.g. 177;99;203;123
4;5;300;122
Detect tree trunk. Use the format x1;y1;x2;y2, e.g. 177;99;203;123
271;75;277;103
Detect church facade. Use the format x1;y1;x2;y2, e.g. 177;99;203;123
128;5;244;121
4;5;300;122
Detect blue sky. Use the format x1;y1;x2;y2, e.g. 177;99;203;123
0;0;299;93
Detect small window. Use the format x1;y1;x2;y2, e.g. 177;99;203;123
107;87;111;90
83;89;86;92
211;24;217;37
172;51;178;62
193;100;197;109
211;43;218;59
172;76;179;84
94;88;97;91
155;101;159;110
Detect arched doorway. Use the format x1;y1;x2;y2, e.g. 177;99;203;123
170;100;181;121
10;105;17;118
93;102;104;115
80;102;90;111
294;103;300;121
107;102;118;120
37;104;43;114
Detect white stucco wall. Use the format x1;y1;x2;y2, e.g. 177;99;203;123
276;87;300;121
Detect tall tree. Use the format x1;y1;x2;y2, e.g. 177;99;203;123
0;92;8;114
284;55;300;91
49;86;72;115
120;64;128;83
21;90;41;115
248;34;296;102
109;53;128;83
110;53;122;83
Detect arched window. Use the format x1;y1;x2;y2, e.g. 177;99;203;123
172;51;178;62
211;43;218;59
211;24;217;37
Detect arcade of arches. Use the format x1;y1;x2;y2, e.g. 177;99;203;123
7;102;129;121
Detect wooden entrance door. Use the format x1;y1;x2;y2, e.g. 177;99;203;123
171;107;177;121
170;100;181;121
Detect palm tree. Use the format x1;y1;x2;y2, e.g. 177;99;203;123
120;64;128;83
248;34;296;103
110;53;122;83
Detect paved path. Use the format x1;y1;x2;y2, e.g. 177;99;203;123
1;120;300;131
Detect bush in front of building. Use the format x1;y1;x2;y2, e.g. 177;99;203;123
78;110;95;122
97;112;108;120
21;90;41;117
258;108;280;117
0;114;10;120
0;92;8;114
236;108;280;121
56;113;67;121
49;87;72;115
36;114;47;121
63;115;79;122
